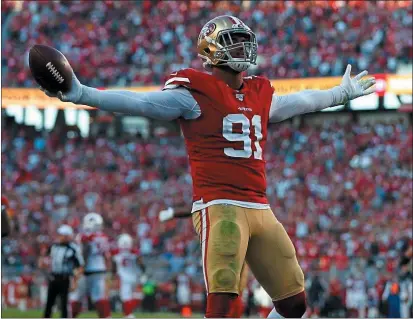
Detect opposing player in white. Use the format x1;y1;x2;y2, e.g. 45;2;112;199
70;213;111;318
112;234;145;318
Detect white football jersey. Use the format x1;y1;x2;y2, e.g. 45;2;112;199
81;232;110;273
112;248;140;281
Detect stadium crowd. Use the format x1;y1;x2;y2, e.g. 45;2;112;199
2;0;412;87
2;117;412;316
1;0;413;317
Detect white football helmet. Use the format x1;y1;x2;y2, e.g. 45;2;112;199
83;212;103;232
118;234;133;250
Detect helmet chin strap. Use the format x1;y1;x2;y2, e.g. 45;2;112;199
201;38;252;73
203;60;250;73
227;61;250;72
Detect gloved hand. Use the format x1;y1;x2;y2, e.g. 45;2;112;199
339;64;376;104
40;71;83;103
159;207;175;222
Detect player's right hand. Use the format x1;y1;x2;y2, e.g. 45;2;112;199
40;71;83;104
159;207;174;222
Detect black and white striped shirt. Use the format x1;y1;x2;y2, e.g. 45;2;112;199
48;242;84;276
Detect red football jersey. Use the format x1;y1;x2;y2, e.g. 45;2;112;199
163;68;274;205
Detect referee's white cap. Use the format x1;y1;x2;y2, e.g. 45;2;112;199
57;225;74;236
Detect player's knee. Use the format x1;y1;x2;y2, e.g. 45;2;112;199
211;220;241;256
211;267;237;291
273;291;307;318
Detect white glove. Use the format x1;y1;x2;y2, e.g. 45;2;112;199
159;207;174;222
338;64;376;104
40;71;83;104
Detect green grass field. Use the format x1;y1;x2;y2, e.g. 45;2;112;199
2;308;196;318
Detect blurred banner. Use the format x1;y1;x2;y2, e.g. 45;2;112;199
1;88;94;110
386;74;413;95
2;74;412;109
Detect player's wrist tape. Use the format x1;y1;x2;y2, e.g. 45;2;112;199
78;85;97;105
159;207;175;221
330;85;349;106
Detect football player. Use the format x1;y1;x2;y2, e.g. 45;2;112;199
70;213;111;318
112;233;145;318
42;15;376;318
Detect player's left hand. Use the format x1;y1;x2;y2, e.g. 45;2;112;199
340;64;376;104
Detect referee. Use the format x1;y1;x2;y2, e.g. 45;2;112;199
44;225;84;318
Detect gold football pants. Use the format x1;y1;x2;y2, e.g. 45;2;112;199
193;204;304;301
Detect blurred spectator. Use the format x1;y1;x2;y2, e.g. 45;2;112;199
320;279;346;318
174;273;192;316
141;276;157;312
367;287;380;318
345;272;367;317
400;273;412;318
252;282;273;318
382;277;402;318
307;273;327;315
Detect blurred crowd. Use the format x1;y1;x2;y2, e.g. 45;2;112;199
1;0;413;316
2;0;412;87
1;118;412;316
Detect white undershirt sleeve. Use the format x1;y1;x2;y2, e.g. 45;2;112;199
269;86;345;123
79;86;200;120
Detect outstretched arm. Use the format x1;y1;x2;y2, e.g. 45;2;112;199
41;72;199;121
159;206;192;222
269;65;376;123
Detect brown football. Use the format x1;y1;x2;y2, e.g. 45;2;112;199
29;44;73;93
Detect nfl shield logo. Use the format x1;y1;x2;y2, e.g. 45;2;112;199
235;94;244;101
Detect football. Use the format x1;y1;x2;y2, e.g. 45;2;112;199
29;44;73;93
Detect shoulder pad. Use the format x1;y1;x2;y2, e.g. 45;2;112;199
244;75;275;97
162;68;209;91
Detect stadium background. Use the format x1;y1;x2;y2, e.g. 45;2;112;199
1;0;412;318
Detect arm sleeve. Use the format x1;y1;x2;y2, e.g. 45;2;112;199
79;86;200;120
269;86;345;123
173;208;192;218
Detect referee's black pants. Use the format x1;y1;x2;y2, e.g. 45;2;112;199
44;274;70;318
